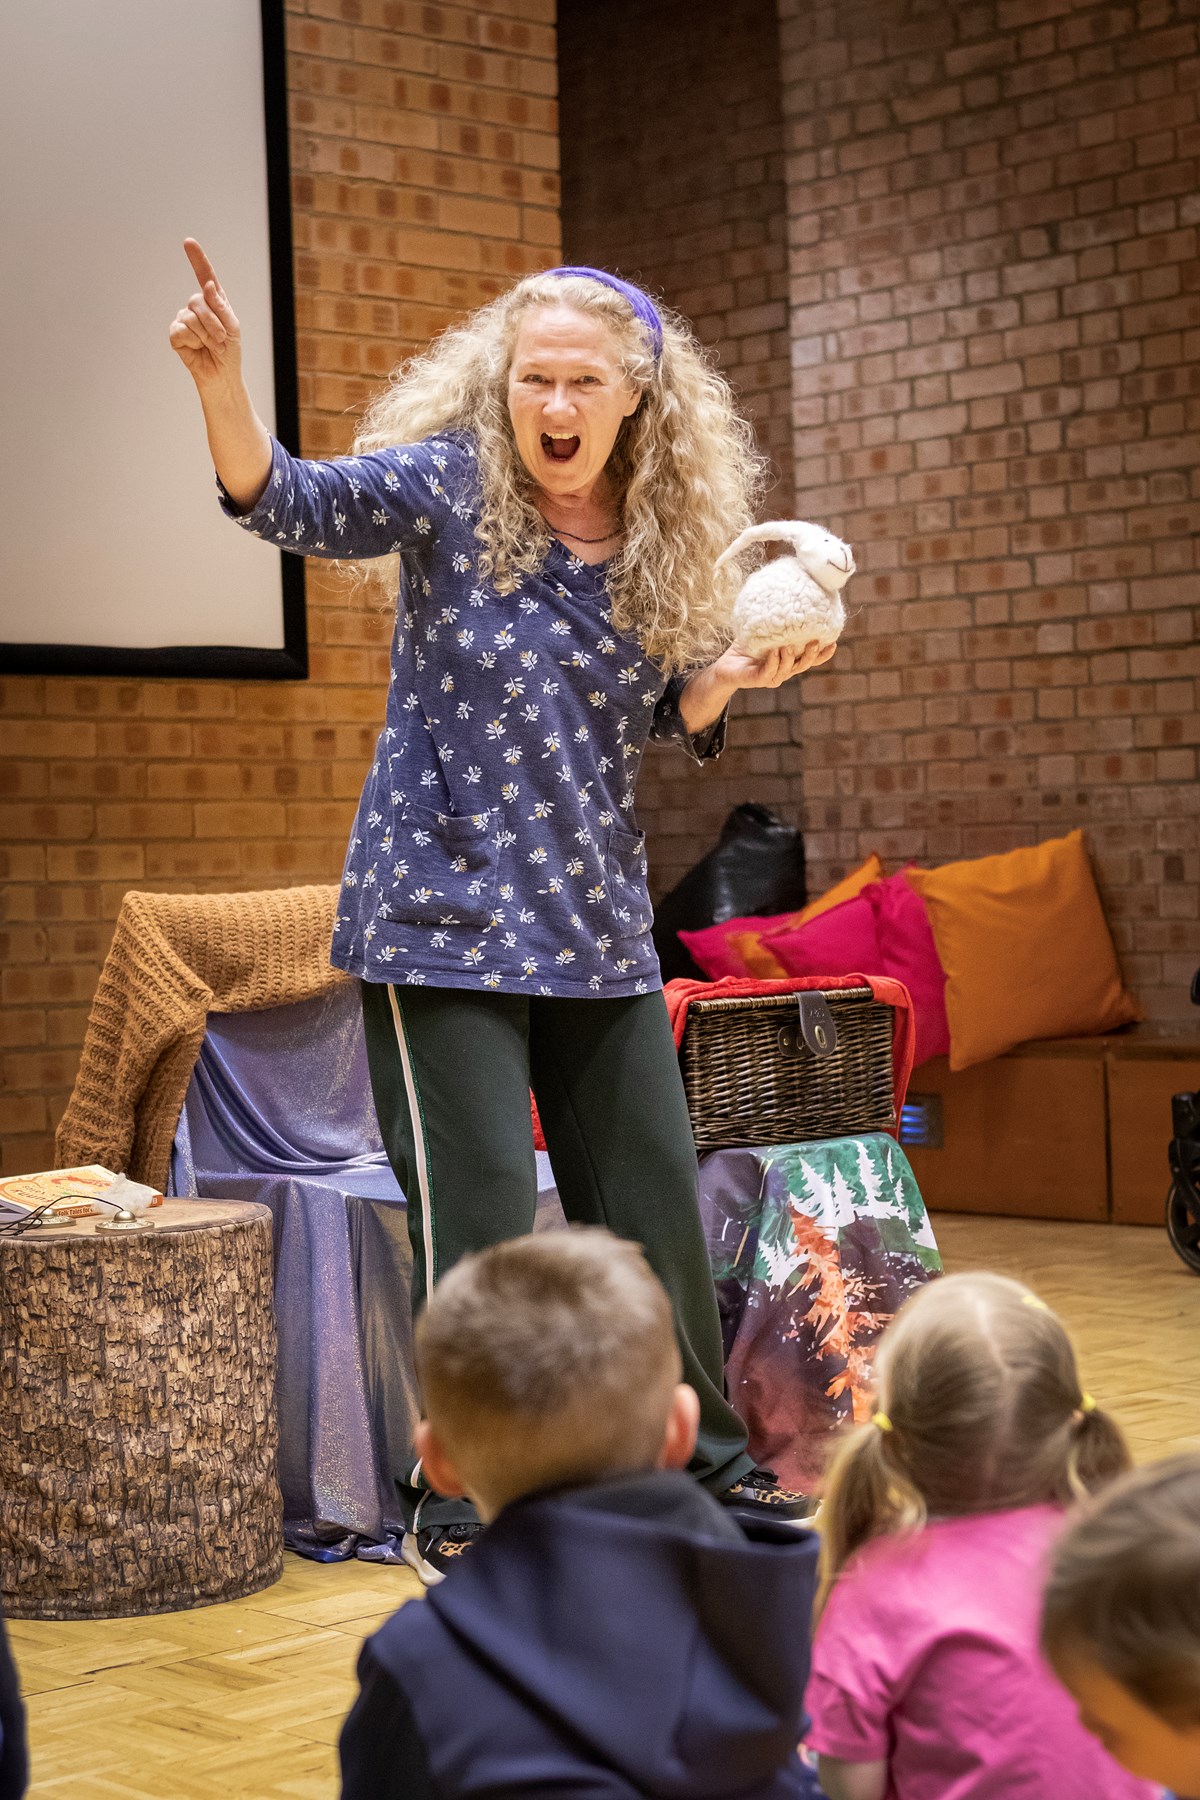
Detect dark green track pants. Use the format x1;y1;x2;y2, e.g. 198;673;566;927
360;982;753;1522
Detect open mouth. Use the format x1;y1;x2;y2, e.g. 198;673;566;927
541;432;581;464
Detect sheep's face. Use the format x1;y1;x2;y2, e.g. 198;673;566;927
787;523;856;592
714;519;856;595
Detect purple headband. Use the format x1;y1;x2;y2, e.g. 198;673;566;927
544;264;664;361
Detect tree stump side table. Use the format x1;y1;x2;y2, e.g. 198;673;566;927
0;1199;283;1619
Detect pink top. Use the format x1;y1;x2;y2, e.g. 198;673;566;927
806;1505;1161;1800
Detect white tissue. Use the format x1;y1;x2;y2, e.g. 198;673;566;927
106;1173;158;1214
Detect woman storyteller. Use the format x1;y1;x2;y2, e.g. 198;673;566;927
170;241;834;1582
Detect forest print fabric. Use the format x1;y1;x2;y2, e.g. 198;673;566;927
700;1133;940;1492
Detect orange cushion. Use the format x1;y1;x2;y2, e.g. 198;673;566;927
905;831;1140;1071
730;854;885;978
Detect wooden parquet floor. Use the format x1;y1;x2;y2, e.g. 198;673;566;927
11;1556;424;1799
11;1213;1200;1799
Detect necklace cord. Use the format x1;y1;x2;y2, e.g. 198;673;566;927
537;509;624;546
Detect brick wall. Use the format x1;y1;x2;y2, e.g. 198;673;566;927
557;0;803;902
0;0;558;1175
777;0;1199;1024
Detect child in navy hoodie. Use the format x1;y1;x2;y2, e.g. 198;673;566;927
339;1228;818;1800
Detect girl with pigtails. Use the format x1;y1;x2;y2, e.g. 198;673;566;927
806;1273;1160;1800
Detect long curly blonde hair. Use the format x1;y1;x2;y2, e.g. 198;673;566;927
349;271;767;674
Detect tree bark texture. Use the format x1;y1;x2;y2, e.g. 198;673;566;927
0;1202;282;1619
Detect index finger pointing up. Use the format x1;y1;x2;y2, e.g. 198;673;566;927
184;238;221;294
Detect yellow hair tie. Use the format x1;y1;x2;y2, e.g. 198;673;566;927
1080;1393;1097;1414
1022;1294;1050;1312
872;1412;893;1433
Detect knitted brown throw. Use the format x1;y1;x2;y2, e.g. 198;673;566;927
56;885;346;1193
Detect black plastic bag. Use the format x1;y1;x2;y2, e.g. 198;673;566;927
651;803;807;982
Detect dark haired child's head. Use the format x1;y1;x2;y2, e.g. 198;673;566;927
412;1228;698;1521
1042;1453;1200;1795
818;1272;1130;1610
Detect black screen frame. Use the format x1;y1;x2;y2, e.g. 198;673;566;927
0;0;307;682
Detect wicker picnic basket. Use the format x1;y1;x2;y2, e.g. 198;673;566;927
679;985;897;1151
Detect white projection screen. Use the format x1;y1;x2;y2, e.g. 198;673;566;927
0;0;305;678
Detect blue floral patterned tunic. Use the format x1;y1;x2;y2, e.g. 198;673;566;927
221;431;726;996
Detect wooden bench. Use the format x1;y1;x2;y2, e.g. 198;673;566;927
902;1028;1200;1225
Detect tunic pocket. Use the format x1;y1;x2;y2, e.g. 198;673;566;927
605;826;654;942
388;800;500;928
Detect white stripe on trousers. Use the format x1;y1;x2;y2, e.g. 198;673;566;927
386;984;437;1291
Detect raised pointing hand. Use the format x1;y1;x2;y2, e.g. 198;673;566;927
168;239;243;390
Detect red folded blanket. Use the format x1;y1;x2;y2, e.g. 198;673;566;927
532;972;915;1153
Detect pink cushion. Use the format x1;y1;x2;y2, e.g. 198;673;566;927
865;872;950;1067
678;911;788;980
766;895;881;980
678;855;888;980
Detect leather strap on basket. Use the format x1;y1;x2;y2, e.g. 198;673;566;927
777;991;838;1058
797;991;836;1056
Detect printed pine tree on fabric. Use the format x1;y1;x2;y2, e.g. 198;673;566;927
852;1135;941;1269
751;1165;806;1295
703;1165;765;1288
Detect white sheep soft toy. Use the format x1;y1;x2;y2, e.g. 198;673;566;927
715;521;856;657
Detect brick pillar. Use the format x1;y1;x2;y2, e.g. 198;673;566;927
777;0;1199;1023
558;0;800;903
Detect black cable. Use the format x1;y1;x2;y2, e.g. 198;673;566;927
0;1201;60;1237
0;1191;109;1236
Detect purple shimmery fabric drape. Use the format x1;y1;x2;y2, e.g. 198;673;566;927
169;985;563;1561
169;986;413;1559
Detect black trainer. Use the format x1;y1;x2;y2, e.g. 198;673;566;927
719;1467;816;1526
401;1520;484;1587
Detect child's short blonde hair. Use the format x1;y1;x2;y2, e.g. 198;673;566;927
1042;1453;1200;1726
415;1228;682;1498
818;1272;1130;1611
